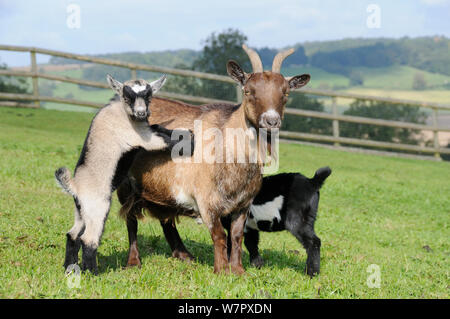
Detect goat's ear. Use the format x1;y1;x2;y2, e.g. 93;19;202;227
288;74;310;90
150;74;167;94
227;60;247;86
106;74;123;94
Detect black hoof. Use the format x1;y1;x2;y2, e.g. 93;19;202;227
305;267;319;277
250;256;265;268
81;243;98;275
305;259;320;277
81;262;98;275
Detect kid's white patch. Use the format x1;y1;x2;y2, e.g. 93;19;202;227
131;84;147;93
245;195;284;231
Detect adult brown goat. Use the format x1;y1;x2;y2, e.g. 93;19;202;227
117;45;310;274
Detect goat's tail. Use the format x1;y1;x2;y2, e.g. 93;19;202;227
117;177;145;220
311;166;332;189
55;167;77;197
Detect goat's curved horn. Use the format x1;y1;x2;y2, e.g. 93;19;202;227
272;48;295;73
242;44;263;73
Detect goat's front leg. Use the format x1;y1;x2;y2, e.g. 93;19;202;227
198;199;229;274
160;220;194;262
228;209;247;275
243;228;264;268
210;216;229;274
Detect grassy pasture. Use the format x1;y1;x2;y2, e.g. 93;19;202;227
0;107;448;298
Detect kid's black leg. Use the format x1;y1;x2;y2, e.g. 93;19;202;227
64;200;84;270
150;124;195;156
64;234;81;269
244;228;264;268
80;243;98;275
289;226;321;277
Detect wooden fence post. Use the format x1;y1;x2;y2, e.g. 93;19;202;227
30;50;40;108
432;107;441;160
332;97;339;146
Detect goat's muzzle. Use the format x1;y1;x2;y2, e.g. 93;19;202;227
133;109;150;121
260;110;281;129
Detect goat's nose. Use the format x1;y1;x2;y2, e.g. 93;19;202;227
264;115;281;128
137;111;146;117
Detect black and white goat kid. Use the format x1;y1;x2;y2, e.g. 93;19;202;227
55;74;193;274
222;167;331;277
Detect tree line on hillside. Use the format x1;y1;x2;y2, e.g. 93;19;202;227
49;34;450;90
308;37;450;78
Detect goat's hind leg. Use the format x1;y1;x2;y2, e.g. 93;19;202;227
288;222;321;277
161;220;194;262
64;198;84;270
79;196;111;275
125;212;141;268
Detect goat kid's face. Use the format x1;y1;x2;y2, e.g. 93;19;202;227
227;46;310;130
107;74;167;121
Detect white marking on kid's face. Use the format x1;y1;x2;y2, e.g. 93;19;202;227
245;195;284;231
131;85;146;93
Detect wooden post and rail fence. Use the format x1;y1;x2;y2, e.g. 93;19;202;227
0;44;449;159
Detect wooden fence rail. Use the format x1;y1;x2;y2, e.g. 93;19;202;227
1;44;449;159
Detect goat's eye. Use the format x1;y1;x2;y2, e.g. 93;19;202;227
285;93;289;97
244;90;250;96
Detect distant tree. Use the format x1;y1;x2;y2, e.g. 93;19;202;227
256;47;278;68
349;70;364;86
340;99;428;145
288;46;308;65
161;63;203;102
281;93;331;135
0;62;29;94
257;46;307;68
192;28;250;101
193;28;250;75
310;42;397;75
412;72;427;90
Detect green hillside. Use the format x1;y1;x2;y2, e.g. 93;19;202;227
31;36;450;108
282;65;450;91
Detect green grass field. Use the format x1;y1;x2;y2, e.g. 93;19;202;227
0;106;449;299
